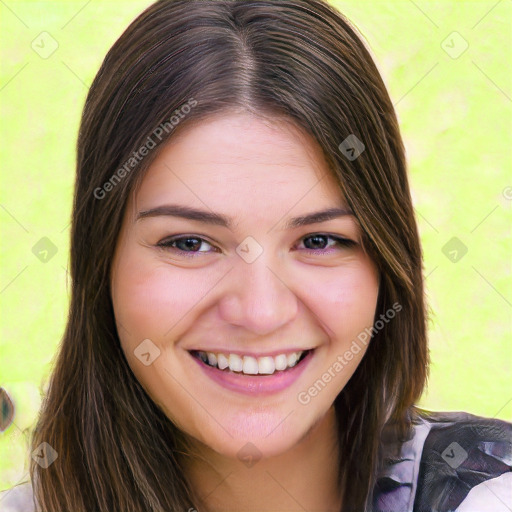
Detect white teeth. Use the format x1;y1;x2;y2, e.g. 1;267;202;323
207;352;217;366
258;356;275;375
228;353;243;372
242;356;259;375
274;354;288;371
196;349;306;374
217;353;229;370
287;352;299;367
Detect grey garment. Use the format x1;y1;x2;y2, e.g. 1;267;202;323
373;410;512;512
0;481;36;512
373;412;433;511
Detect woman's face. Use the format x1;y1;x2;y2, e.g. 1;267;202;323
111;112;379;460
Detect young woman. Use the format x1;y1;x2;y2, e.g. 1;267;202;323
2;0;511;511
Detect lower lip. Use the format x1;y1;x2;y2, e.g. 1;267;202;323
189;350;314;396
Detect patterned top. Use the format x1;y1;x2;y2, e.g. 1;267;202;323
373;410;512;511
1;410;511;511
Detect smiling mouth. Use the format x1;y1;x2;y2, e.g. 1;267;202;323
189;349;311;376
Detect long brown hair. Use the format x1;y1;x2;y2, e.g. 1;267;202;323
29;1;429;510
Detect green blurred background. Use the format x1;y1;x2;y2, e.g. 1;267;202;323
1;0;511;491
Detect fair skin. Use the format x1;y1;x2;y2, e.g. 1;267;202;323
110;112;380;512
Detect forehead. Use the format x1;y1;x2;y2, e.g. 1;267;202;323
133;112;346;212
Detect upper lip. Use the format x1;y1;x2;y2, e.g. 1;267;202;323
188;348;314;358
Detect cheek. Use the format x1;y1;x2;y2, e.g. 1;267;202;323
305;260;379;341
294;262;379;407
111;252;215;344
111;253;203;426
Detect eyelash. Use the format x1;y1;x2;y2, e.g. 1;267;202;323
156;233;356;258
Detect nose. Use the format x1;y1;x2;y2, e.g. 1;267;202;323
218;255;299;336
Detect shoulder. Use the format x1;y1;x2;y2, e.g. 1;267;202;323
373;409;512;512
413;410;512;512
0;480;36;512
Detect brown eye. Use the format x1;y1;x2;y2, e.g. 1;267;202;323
157;236;215;256
298;234;356;254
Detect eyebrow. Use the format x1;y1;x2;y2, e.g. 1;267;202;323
136;204;354;230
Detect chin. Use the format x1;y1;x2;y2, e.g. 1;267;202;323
191;406;320;461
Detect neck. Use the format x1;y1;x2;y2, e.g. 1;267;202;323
183;406;343;512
